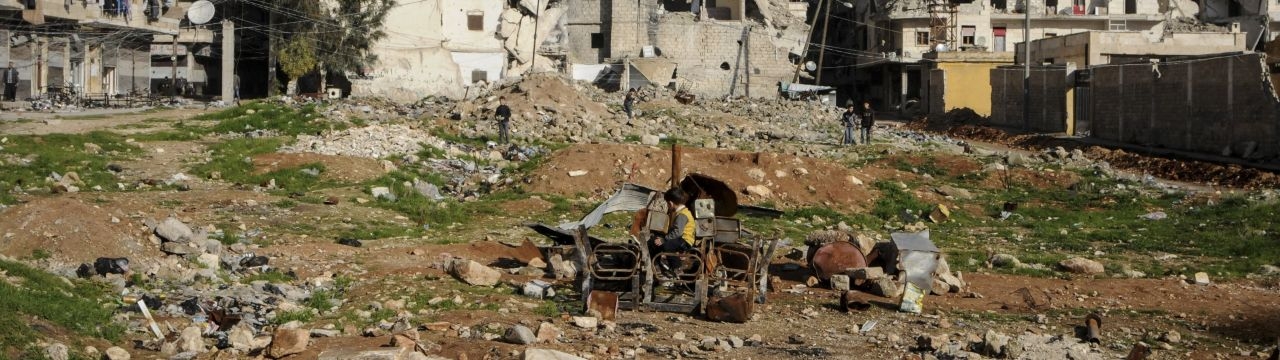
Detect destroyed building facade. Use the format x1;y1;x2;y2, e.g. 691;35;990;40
0;0;183;100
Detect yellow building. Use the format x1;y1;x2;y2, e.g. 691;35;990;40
921;51;1015;117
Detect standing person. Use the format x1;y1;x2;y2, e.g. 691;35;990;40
495;96;512;144
650;188;696;275
839;103;857;146
860;101;875;145
233;74;241;105
623;88;637;120
2;62;17;101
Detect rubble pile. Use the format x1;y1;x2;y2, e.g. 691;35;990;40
283;124;442;159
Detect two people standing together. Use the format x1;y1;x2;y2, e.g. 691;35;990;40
840;101;875;145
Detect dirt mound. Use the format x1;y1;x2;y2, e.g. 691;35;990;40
912;108;988;131
0;197;157;265
526;143;876;210
252;153;388;183
1086;147;1280;188
926;125;1280;188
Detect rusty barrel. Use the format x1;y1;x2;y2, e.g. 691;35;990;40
808;241;868;281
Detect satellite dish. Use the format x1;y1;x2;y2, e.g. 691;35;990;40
805;61;817;71
187;0;215;25
976;36;987;46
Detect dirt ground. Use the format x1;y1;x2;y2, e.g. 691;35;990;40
528;143;879;211
2;101;1280;359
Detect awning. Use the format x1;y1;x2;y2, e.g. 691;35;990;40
961;26;976;36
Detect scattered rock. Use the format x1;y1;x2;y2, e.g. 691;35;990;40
848;175;864;186
727;335;744;348
571;316;598;329
640;135;661;146
44;343;68;360
523;348;587;360
1160;330;1182;344
155;217;194;243
1261;265;1280;275
504;325;536;345
567;170;588;177
989;253;1022;268
1193;272;1211;285
1058;257;1104;275
104;347;131;360
523;280;555;299
451;260;502;286
178;326;205;353
317;348;410;360
371;186;396;201
745;185;773;197
536;322;562;343
267;327;310;358
982;329;1012;357
935;185;973;200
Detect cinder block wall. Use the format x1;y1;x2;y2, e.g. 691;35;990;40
651;21;797;98
1087;53;1280;159
988;66;1069;132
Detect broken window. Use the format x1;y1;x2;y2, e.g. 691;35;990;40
468;11;483;31
1045;32;1057;37
471;70;487;84
961;26;976;45
993;0;1007;10
915;31;930;45
1125;0;1137;14
590;33;604;49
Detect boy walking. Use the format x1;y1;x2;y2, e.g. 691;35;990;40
495;96;512;144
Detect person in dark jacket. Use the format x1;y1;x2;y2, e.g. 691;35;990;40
495;96;512;144
839;103;857;145
860;101;875;144
3;62;19;101
624;88;637;120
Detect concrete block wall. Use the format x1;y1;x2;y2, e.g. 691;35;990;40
565;0;606;64
652;20;797;98
1087;53;1280;158
989;66;1069;132
608;0;656;59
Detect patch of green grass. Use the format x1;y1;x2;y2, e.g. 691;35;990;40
306;289;337;311
26;249;51;261
190;138;339;193
0;131;139;204
0;260;124;354
893;156;947;178
196;103;338;136
273;309;315;324
623;134;641;143
337;220;426;241
532;301;560;317
273;199;298;209
870;180;930;221
430;128;489;147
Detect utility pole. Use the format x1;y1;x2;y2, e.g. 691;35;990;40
745;25;751;98
171;35;178;100
792;0;825;83
1023;0;1030;131
530;0;542;74
815;0;833;84
221;19;235;102
267;4;276;96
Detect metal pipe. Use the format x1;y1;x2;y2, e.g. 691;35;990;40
670;142;681;187
1085;313;1102;343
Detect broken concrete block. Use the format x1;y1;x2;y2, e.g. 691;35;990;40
451;260;501;287
536;322;561;343
871;277;902;298
571;316;598;329
267;327;310;358
849;267;885;280
830;274;850;291
1058;257;1104;275
178;326;205;353
523;280;555;299
523;348;587;360
1193;272;1210;285
371;187;396;201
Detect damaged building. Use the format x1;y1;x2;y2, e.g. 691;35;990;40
821;0;1203;113
0;0;182;101
352;0;813;101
